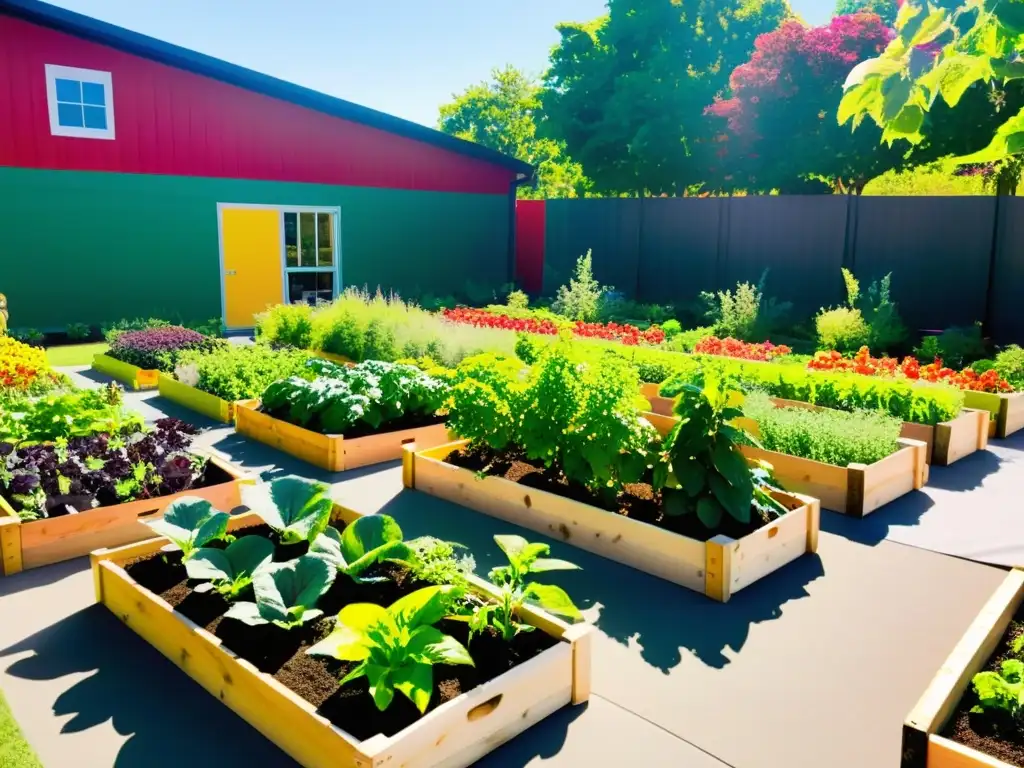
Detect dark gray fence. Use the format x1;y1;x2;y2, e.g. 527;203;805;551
541;195;1024;342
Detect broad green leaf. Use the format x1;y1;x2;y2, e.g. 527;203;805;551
186;536;274;586
882;104;925;144
307;623;372;662
958;106;1024;163
390;585;456;629
711;439;751;491
895;0;922;32
524;583;582;620
250;555;335;625
842;57;903;90
406;626;474;666
193;512;231;552
673;457;706;496
367;664;395;712
696;497;725;529
708;472;752;523
529;558;581;573
662;488;691;518
909;7;950;48
338;603;389;633
340;515;404;562
393;661;433;714
838;79;884;127
161;497;216;530
882;77;913;122
339;660;368;687
493;534;528;563
928;55;994;107
242;476;332;544
1003;658;1024;684
223;601;263;626
993;58;1024;81
184;548;232;583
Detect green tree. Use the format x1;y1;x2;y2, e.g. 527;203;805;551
438;66;589;199
834;0;899;26
541;0;791;196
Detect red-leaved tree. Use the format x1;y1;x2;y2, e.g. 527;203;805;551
705;14;905;193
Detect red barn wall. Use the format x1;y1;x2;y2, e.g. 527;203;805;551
0;14;517;194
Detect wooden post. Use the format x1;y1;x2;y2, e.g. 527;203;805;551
0;516;23;576
845;465;868;519
705;535;734;603
402;443;416;489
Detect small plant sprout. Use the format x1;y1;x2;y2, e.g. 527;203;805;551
242;476;333;545
456;535;582;643
224;555;335;630
310;515;415;584
146;497;231;560
185;536;275;599
307;585;473;714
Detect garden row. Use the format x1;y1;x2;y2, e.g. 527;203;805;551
4;317;1023;767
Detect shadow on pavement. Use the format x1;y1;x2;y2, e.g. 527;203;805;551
475;702;587;766
924;448;1003;492
0;558;89;598
820;491;934;546
0;606;297;767
378;490;825;672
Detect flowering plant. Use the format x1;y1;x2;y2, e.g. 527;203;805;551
0;336;62;394
442;308;665;346
809;347;1014;393
108;326;224;371
693;336;792;362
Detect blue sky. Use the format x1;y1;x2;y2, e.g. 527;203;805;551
46;0;833;127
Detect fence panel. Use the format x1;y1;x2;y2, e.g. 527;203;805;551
852;197;996;331
990;197;1024;343
636;198;721;304
543;199;641;296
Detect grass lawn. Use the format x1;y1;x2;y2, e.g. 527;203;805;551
0;687;42;768
45;342;107;367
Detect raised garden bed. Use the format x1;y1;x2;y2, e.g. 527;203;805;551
962;391;1024;440
0;455;248;576
313;350;354;366
235;400;450;472
92;353;158;390
90;506;593;768
402;440;820;603
157;374;236;424
901;568;1024;768
640;382;675;417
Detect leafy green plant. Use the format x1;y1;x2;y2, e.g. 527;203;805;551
863;273;907;352
307;585;473;713
506;289;530;311
174;344;312;402
915;325;987;370
65;322;91;341
664;326;716;354
971;658;1024;720
405;537;475;589
186;536;275;599
455;535;581;643
815;307;870;354
146;497;232;560
10;328;44;346
653;372;788;529
242;476;333;545
744;391;901;466
552;250;606;322
660;319;682;338
995;346;1024;390
701;271;790;342
311;515;415;583
225;555;336;630
0;386;139;445
821;269;905;354
256;303;315;349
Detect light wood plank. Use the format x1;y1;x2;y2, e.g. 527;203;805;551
729;502;812;593
342;423;451;471
928;735;1017;768
157;374;234;423
999;393;1024;438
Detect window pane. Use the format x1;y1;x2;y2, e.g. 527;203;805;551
81;82;105;106
299;212;316;268
83;106;107;130
57;102;84;128
284;212;298;268
316;213;334;267
288;272;333;305
55;78;81;103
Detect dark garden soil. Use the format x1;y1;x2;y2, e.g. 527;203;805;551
941;605;1024;767
446;445;776;542
260;406;445;441
122;523;557;741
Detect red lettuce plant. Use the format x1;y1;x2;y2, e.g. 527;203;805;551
108;326;223;371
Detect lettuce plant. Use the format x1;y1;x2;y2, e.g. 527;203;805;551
186;535;275;599
224;555;335;630
146;497;231;559
970;633;1024;721
307;585;473;713
310;515;414;583
456;535;581;643
242;476;333;545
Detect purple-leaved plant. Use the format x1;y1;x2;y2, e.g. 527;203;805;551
107;326;224;371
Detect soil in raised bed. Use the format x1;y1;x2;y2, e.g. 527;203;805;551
259;404;445;441
941;604;1024;766
123;523;558;741
446;444;778;542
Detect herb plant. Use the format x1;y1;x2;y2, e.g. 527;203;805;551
455;535;581;642
307;585;473;713
242;476;333;545
186;535;275;599
405;537;476;589
311;515;415;583
147;497;232;560
225;555;336;630
174;344;312;402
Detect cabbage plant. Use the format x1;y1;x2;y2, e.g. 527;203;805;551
310;514;414;583
146;497;231;560
224;554;335;630
186;535;275;599
242;476;333;545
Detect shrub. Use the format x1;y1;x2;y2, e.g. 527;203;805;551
175;344;312;402
10;328;45;346
665;326;716;353
971;358;997;375
66;322;92;341
862;272;907;352
816;307;870;353
256;304;314;349
184;317;225;338
506;289;529;311
108;326;224;372
701;271;790;341
915;325;987;370
743;391;902;466
103;317;171;343
552;250;605;322
596;297;672;327
661;319;682;338
995;345;1024;390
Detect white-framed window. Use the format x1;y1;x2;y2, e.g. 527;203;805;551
45;64;115;140
283;210;338;305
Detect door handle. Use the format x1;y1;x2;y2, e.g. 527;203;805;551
225;270;237;276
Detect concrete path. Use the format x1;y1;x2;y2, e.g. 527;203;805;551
0;370;1016;766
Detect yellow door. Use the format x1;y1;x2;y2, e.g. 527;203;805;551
221;208;283;329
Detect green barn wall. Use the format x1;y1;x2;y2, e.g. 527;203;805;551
0;167;510;330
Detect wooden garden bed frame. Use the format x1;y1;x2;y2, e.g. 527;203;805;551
90;505;593;768
962;391;1024;439
92;353;158;390
235;400;451;473
157;374;237;424
901;568;1024;768
0;455;249;576
401;440;820;603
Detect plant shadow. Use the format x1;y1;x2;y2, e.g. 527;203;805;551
377;490;824;672
924;448;1003;492
0;606;296;767
819;491;935;546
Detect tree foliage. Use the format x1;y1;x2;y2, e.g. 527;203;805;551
834;0;899;26
438;66;589;199
706;13;905;192
541;0;791;196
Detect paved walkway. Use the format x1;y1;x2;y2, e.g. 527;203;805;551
0;370;1017;767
